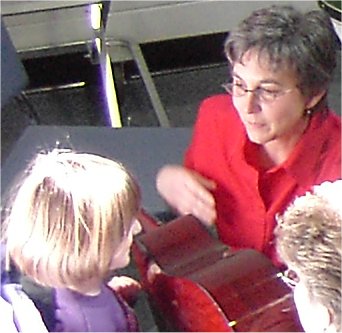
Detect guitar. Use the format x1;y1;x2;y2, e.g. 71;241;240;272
133;210;303;332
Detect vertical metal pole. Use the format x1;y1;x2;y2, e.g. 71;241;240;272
129;43;171;127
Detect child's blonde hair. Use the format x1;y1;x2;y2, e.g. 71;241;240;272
275;181;341;331
2;149;140;292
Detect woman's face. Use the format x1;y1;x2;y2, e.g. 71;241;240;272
231;50;317;148
110;219;142;270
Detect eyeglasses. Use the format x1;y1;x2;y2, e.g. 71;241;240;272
280;269;300;289
222;82;294;103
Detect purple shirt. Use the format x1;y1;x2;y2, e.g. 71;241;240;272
54;284;137;332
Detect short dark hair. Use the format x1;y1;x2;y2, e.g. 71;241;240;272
224;5;339;99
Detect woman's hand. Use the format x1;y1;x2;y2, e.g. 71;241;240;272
156;165;217;227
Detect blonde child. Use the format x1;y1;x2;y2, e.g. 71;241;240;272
275;180;341;333
2;149;142;332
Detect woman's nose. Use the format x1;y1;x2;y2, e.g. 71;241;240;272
243;92;261;114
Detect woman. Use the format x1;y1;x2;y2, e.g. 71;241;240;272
156;5;341;264
2;149;142;332
275;180;341;332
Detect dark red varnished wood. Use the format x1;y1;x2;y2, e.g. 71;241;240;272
133;211;303;332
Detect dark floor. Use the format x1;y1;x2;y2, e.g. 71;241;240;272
1;33;230;163
1;34;341;331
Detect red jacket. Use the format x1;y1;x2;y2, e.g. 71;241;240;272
185;94;341;264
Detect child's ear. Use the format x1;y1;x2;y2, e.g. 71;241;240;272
311;301;331;332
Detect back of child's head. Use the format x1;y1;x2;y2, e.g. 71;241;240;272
275;180;341;331
3;149;141;292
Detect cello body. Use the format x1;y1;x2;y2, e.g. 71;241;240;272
133;212;303;332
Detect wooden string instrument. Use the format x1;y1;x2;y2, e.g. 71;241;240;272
132;210;303;332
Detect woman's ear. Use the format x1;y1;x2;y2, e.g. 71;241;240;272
305;89;326;110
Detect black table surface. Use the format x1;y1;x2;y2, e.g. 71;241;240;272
1;125;192;215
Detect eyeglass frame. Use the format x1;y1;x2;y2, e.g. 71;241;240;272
280;269;299;289
222;82;295;103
